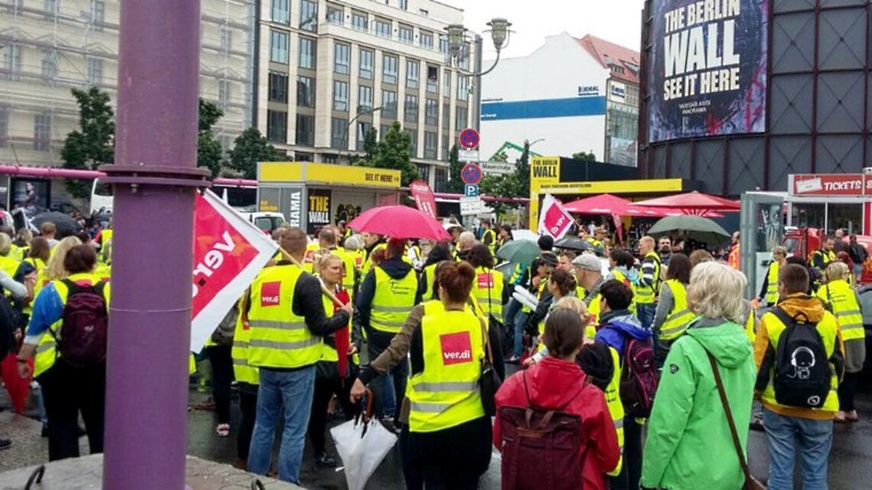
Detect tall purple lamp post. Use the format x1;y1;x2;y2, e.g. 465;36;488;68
101;0;209;488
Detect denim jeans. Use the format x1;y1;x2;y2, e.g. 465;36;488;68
636;303;655;331
853;263;863;284
763;408;833;490
503;298;522;355
247;366;316;484
369;353;409;420
513;310;530;358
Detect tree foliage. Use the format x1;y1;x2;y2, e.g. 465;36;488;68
479;140;531;217
571;151;597;162
197;99;225;178
60;87;115;198
228;127;285;179
358;121;419;186
443;144;464;193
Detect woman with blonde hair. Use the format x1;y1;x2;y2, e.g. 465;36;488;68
41;236;83;285
642;262;757;490
817;260;866;422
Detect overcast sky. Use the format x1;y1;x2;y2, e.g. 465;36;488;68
440;0;647;59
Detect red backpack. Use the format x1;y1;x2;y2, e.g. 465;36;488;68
498;372;586;490
52;280;109;368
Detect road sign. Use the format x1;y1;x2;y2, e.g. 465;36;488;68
458;149;480;162
459;128;480;150
460;196;483;216
481;161;514;175
464;184;479;197
461;163;482;185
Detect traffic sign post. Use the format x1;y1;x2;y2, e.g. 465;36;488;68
459;128;480;150
461;163;482;185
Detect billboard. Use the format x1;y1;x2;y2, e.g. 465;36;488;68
647;0;768;142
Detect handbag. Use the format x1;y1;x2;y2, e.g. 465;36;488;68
705;351;767;490
478;317;502;417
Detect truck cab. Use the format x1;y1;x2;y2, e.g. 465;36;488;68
783;227;872;282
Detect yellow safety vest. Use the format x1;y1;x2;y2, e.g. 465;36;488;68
325;247;357;301
482;229;497;254
100;229;114;245
765;261;780;306
745;307;757;342
407;308;485;433
9;244;23;262
585;292;602;339
611;268;636;314
0;255;20;279
605;346;624;477
370;266;417;334
523;280;546;314
659;280;695;341
760;310;840;414
32;274;110;378
231;302;259;386
471;267;504;322
635;252;661;305
817;280;865;342
247;264;322;369
318;286;355;364
422;263;439;302
362;242;387;275
811;249;835;269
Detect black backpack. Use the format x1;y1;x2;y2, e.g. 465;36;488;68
770;308;832;408
52;280;109;368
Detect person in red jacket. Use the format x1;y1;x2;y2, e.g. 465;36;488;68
494;309;620;490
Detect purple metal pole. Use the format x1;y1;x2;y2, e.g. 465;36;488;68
102;0;208;488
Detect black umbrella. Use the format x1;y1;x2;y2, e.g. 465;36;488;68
554;237;605;256
31;212;83;239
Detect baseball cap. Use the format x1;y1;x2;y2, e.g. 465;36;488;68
539;252;559;267
572;253;602;272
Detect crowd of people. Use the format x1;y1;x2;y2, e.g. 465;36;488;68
0;213;866;490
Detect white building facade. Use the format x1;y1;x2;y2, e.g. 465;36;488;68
254;0;480;188
480;33;639;166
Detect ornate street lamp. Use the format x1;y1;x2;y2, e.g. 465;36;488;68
445;18;512;77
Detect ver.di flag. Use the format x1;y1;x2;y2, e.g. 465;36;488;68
190;189;278;351
538;194;573;240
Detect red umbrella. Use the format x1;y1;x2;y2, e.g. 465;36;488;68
348;205;451;240
564;194;635;215
633;191;740;212
2;354;31;414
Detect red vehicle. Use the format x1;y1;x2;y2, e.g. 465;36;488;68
783;227;872;283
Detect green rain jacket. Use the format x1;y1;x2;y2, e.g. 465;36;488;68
640;317;757;490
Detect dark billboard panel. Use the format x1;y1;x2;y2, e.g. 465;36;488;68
647;0;768;142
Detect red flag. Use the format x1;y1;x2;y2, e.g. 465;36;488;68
537;194;573;239
409;180;438;219
191;190;278;351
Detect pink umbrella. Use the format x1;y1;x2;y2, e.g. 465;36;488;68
633;191;740;213
348;205;451;241
564;194;635;215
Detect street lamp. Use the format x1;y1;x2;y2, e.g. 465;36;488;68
527;138;546;148
337;105;383;164
445;17;512;77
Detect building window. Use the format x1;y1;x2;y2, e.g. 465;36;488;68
380;125;390;140
426;65;438;93
420;31;434;49
443;70;451;95
0;107;8;148
406;129;418;156
404;95;418;123
417;163;430;181
33;113;53;151
359;48;374;80
333;81;349;111
356;122;371;151
270;0;289;24
399;0;408;10
441;134;449;161
218;79;230;108
457;75;469;100
455;108;468;130
298;37;316;69
351;11;368;31
442;104;450;130
267;110;287;143
299;0;318;32
399;24;413;44
382;90;397;119
436;167;448;183
406;59;419;89
375;18;391;38
326;4;343;25
297;76;314;107
44;0;58;19
3;43;21;80
419;9;429;18
87;57;104;85
41;50;58;80
382;54;398;85
425;99;438;126
268;72;289;103
358;85;373;112
331;117;348;149
270;30;289;64
296;114;314;146
424;132;437;159
90;0;104;31
459;42;471;70
334;42;350;74
439;36;449;55
220;27;232;53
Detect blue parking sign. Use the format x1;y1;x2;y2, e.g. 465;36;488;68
465;184;479;197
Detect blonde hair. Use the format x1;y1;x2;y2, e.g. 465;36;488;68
313;249;341;273
16;228;32;245
688;261;747;324
639;236;655;250
826;261;850;282
0;234;11;256
689;249;714;268
44;236;83;282
553;296;592;330
772;245;787;257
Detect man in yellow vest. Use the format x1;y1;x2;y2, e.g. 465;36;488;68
636;236;661;331
810;235;836;277
336;220;352;247
355;237;420;423
573;253;605;338
246;228;352;484
479;219;497;255
757;246;787;307
360;232;386;275
754;264;843;490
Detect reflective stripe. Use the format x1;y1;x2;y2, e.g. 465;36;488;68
836;310;862;317
409;401;449;413
373;320;406;328
371;305;411;313
613;418;624;430
248;320;306;331
234;340;249;348
249;338;321;350
413;381;479;393
661;309;694;337
840;324;865;332
233;358;249;366
36;341;57;354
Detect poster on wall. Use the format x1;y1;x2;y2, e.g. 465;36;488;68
306;189;332;234
647;0;768;142
11;178;50;216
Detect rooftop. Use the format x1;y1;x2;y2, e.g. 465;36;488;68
578;34;640;85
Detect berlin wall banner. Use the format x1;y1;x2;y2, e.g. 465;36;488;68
647;0;768;142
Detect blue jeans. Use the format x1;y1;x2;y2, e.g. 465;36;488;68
248;366;316;484
763;408;833;490
636;303;655;331
853;263;863;284
503;298;522;356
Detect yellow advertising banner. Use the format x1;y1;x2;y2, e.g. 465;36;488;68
259;162;401;188
530;157;561;189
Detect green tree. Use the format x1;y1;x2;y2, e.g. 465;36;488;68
443;144;463;193
228;127;285;179
515;140;531;199
198;99;225;178
60;87;115;198
368;121;418;186
491;151;509;163
571;151;597;162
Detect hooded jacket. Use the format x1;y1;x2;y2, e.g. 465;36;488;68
640;317;756;490
494;357;620;490
594;310;652;357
